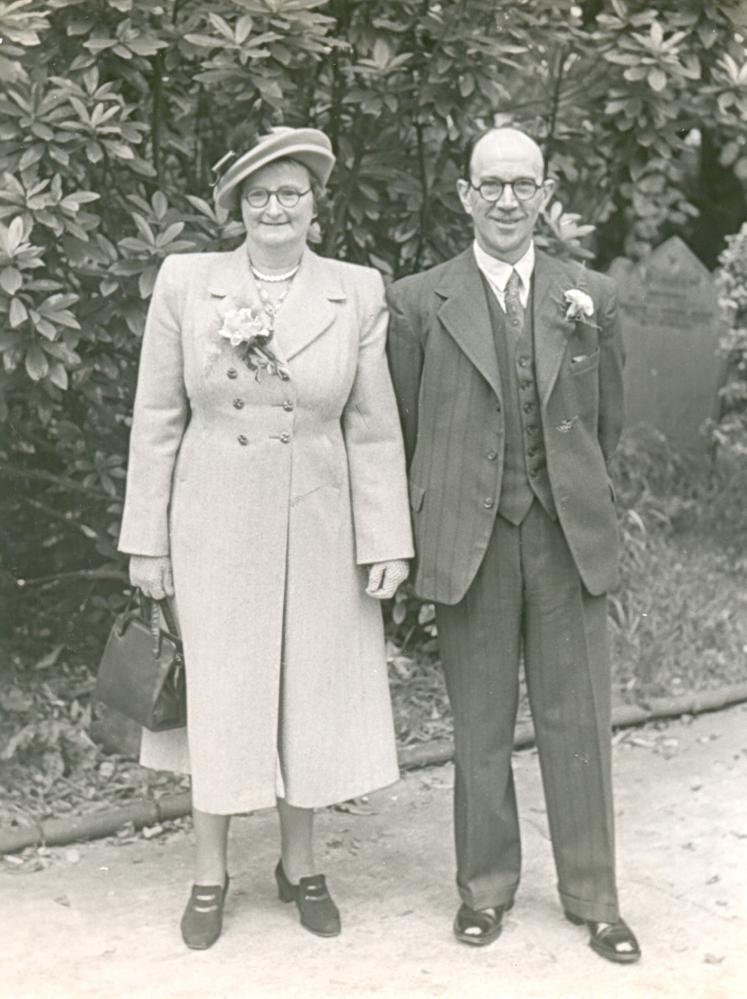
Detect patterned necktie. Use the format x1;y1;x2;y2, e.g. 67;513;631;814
504;268;525;336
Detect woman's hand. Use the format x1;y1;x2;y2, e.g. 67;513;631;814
365;559;409;600
129;555;174;601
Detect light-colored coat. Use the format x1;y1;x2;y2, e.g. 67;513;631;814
118;246;413;814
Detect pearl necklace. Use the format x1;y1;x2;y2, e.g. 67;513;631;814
250;263;299;283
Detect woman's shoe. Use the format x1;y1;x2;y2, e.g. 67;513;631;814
180;875;230;950
274;860;341;937
565;910;641;964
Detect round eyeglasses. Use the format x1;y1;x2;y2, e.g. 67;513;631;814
470;178;542;203
242;187;311;209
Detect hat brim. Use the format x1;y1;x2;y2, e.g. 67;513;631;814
214;128;335;210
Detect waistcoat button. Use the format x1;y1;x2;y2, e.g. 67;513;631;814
279;432;291;444
227;368;238;379
237;434;248;446
233;398;244;409
483;497;494;509
282;400;294;412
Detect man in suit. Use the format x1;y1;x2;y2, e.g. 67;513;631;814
386;127;640;963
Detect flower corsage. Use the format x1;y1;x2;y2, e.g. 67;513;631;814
562;288;595;325
217;306;288;381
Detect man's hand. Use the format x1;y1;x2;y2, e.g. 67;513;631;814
366;559;409;600
129;555;174;601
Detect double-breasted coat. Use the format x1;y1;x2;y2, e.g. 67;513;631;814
118;246;413;815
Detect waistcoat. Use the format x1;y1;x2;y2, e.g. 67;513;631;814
483;278;557;525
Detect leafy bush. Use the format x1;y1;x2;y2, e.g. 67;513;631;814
714;221;747;458
1;0;747;669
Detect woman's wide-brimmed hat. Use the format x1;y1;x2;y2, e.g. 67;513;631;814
213;126;335;210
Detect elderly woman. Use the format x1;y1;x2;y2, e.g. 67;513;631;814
118;127;413;948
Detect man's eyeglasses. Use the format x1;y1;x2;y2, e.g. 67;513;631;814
242;187;311;209
469;178;543;203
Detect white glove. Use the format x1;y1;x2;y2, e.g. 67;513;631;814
129;555;174;601
366;559;409;600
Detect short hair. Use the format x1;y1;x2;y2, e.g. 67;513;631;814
238;157;322;201
462;127;544;181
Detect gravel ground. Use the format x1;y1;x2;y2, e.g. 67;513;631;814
3;703;746;999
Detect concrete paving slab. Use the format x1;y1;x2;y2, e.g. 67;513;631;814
3;704;746;999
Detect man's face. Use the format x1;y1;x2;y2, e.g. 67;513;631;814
457;130;554;264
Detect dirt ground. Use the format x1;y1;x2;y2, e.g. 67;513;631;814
2;703;746;999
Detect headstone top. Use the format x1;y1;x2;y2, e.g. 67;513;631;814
609;238;723;452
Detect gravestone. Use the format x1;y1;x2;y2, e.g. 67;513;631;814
609;237;724;451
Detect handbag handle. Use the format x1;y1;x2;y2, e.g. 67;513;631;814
145;596;179;657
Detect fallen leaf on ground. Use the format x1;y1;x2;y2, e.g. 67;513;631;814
54;895;71;907
333;798;377;815
33;645;64;671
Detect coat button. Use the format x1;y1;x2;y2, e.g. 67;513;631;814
483;497;494;509
518;356;530;367
237;434;248;446
523;402;534;413
233;398;244;409
227;368;238;379
279;432;291;444
487;450;498;461
282;400;294;412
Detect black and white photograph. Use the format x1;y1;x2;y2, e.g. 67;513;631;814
1;1;746;997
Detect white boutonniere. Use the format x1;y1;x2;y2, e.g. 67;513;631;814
214;300;289;381
562;288;595;324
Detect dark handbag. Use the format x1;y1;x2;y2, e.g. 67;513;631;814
95;594;186;732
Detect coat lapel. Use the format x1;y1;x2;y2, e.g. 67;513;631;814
206;244;342;364
532;251;581;405
436;249;502;401
273;249;342;361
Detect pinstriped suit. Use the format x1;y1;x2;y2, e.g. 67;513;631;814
386;246;625;923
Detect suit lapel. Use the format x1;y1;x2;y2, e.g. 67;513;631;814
206;244;341;363
436;249;502;401
533;251;580;405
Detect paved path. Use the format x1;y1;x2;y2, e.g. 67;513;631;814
3;704;746;999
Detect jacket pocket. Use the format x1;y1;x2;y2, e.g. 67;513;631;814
569;348;600;375
409;483;425;512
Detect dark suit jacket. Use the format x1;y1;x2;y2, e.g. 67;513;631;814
386;247;624;604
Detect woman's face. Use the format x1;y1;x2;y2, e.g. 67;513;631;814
239;159;315;255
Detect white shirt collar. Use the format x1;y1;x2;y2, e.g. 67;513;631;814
472;240;535;309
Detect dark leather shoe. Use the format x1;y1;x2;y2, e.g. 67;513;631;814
180;875;229;950
565;911;641;964
275;860;341;937
454;900;513;946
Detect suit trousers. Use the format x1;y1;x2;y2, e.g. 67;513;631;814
435;500;620;923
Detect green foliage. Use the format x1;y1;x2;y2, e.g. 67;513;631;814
714;221;747;457
608;425;747;697
1;0;747;667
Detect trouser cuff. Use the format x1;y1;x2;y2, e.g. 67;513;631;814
459;881;519;911
560;888;619;923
